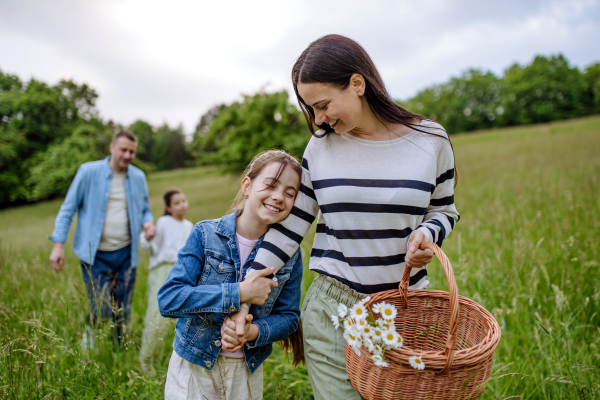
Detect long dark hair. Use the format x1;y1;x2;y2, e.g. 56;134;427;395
292;34;457;185
163;188;182;215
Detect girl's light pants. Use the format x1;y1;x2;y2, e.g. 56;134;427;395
139;262;173;364
165;351;263;400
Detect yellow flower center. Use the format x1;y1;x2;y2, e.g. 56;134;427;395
357;309;363;315
349;334;356;340
385;309;392;316
416;359;422;364
375;331;381;337
386;333;394;340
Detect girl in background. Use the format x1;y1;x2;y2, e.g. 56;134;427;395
139;188;193;367
158;150;304;400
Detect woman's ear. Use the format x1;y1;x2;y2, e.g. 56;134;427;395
349;73;366;96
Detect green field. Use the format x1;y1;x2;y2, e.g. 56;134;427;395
1;116;600;399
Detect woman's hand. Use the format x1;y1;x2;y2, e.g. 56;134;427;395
405;230;433;268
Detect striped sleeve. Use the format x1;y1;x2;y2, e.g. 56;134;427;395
250;148;320;273
414;137;460;247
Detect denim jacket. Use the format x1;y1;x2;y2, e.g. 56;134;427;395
48;157;154;267
157;212;303;374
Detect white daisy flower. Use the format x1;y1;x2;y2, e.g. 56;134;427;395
344;329;361;347
364;337;376;353
372;354;389;368
409;355;425;370
372;302;385;314
331;315;340;330
338;303;348;318
362;325;373;338
376;318;392;331
394;334;404;349
350;302;368;321
352;345;361;356
359;295;371;304
356;318;369;330
381;303;397;321
372;327;384;342
382;330;399;346
343;318;355;330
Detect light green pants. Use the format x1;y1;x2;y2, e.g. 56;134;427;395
301;275;367;400
140;262;174;364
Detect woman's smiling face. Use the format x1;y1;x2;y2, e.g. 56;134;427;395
297;78;365;134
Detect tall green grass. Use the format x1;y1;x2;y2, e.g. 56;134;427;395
1;116;599;399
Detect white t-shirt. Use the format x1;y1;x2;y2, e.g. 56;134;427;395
98;172;131;251
139;215;194;270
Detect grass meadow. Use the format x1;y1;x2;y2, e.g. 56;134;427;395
1;116;600;399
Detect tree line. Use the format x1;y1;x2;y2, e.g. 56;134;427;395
1;53;599;208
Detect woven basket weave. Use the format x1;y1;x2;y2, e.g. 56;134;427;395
345;242;501;400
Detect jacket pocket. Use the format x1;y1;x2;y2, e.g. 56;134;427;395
186;314;212;345
200;256;236;285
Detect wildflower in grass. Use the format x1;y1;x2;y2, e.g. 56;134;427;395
338;303;348;318
350;302;368;321
381;303;397;321
409;355;425;370
373;354;389;368
331;315;340;329
383;330;399;346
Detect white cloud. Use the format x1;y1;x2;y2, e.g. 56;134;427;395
0;0;598;131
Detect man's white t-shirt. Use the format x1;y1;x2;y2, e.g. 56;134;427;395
98;172;131;251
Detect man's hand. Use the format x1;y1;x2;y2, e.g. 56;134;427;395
143;222;156;241
405;230;433;268
239;267;278;305
221;315;257;352
49;242;65;272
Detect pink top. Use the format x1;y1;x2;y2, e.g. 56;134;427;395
220;233;259;358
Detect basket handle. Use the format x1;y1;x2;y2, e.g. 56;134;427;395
398;241;459;374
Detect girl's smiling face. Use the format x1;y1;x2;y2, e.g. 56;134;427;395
241;161;300;229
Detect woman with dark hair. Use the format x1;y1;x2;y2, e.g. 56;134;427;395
248;34;460;399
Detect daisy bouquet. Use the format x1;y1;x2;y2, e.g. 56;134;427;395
332;296;425;369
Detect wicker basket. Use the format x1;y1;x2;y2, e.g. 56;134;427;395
345;242;501;400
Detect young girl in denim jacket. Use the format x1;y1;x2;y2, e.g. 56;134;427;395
158;150;304;400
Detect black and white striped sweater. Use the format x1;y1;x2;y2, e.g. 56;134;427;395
250;120;459;294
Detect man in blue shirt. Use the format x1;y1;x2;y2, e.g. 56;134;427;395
49;130;155;345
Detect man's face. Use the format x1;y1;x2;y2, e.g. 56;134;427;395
109;137;138;172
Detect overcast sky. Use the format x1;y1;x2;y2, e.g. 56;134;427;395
1;0;599;133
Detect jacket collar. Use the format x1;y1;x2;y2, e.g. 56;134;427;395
215;211;239;240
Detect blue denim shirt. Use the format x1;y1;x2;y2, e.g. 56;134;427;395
157;212;303;374
48;157;154;268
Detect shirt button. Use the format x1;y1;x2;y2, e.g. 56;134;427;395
219;263;224;270
214;340;221;347
231;244;236;249
252;363;255;367
205;361;212;367
229;305;236;312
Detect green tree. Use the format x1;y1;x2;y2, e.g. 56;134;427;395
190;90;309;168
152;123;189;171
129;119;156;165
583;62;600;115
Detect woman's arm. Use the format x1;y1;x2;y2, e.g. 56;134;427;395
250;143;320;275
157;224;241;319
245;250;303;348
